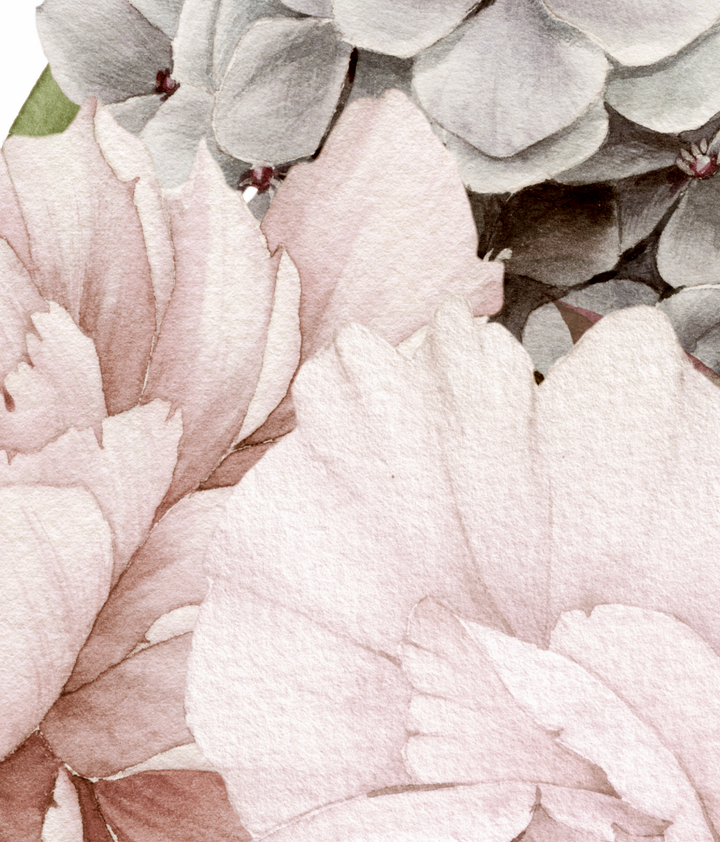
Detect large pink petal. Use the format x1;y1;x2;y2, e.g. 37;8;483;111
186;590;412;835
0;304;106;455
552;605;720;833
42;635;193;778
3;100;157;414
0;401;182;582
538;307;720;655
0;154;33;272
144;144;295;509
262;90;503;361
0;486;114;761
68;487;232;692
94;771;251;842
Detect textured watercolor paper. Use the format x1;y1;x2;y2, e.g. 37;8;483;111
3;1;720;840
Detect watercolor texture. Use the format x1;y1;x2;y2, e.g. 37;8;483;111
1;1;720;840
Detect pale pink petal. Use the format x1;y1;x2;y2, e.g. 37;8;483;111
464;618;714;841
94;107;176;325
94;771;251;842
144;144;289;509
0;238;47;382
262;90;503;361
542;0;720;65
333;0;478;57
68;487;232;692
0;734;61;842
0;153;32;272
401;600;612;792
0;401;182;582
186;589;412;835
0;304;106;455
552;605;720;832
0;486;113;761
42;635;193;778
40;768;83;842
3;101;157;414
261;782;539;842
538;307;720;655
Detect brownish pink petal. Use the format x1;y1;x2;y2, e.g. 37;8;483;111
68;488;232;692
3;100;156;414
72;777;116;842
199;440;277;490
41;635;193;779
0;733;61;842
262;89;504;361
94;771;251;842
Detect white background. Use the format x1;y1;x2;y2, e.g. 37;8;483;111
0;0;48;140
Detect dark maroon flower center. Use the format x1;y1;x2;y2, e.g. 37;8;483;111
155;68;180;100
238;166;276;194
676;139;719;180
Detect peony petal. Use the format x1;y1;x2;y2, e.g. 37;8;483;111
213;18;352;165
542;0;720;66
94;107;176;324
0;734;61;842
413;0;608;158
186;589;412;835
262;90;503;360
93;771;251;842
67;487;232;692
129;0;183;37
4;102;157;414
0;304;106;455
465;619;714;841
657;178;720;288
0;486;113;761
552;604;720;832
36;0;172;104
233;249;301;442
42;635;193;778
539;307;720;656
143;145;284;509
260;782;539;842
605;26;720;134
0;238;47;382
402;599;614;793
40;768;83;842
445;100;609;195
332;0;477;58
0;153;33;272
0;401;182;582
140;85;215;188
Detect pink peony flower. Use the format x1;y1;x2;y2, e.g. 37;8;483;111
187;299;720;840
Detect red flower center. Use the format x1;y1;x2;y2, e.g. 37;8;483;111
155;69;180;100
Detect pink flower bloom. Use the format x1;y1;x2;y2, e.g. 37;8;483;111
187;299;720;840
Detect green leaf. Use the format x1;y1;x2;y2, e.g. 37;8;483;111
8;66;79;138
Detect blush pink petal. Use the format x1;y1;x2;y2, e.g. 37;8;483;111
538;307;720;654
186;589;412;835
68;487;233;692
144;144;298;510
0;156;33;273
0;304;106;455
0;486;114;761
42;634;194;779
0;401;182;582
552;604;720;833
261;90;503;362
3;100;156;414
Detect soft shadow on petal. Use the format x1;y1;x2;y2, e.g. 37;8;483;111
552;604;720;832
605;26;720;133
144;145;288;510
106;94;163;135
4;101;157;414
129;0;184;37
542;0;720;65
42;635;194;779
333;0;477;58
0;401;182;582
68;487;232;692
214;18;352;165
0;486;113;761
36;0;172;104
413;0;608;158
186;589;412;835
262;90;503;361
